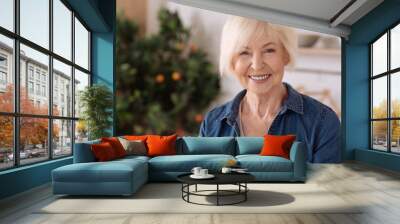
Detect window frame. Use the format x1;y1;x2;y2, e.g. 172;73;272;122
0;0;92;171
370;20;400;154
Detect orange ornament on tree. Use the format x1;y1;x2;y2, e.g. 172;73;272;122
194;114;203;123
155;73;165;83
172;72;181;81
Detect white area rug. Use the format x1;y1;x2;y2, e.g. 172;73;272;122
38;183;362;214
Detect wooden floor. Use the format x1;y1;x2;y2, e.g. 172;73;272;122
1;162;400;224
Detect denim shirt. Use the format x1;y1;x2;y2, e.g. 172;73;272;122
199;83;341;163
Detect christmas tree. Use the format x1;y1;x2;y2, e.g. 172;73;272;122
116;8;220;136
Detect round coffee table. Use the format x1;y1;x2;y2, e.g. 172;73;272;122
177;173;255;206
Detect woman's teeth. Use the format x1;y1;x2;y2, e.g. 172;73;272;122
249;74;271;81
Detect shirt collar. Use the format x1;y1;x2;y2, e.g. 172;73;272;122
221;82;304;125
281;83;304;115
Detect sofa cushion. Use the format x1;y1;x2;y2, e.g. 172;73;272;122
235;137;264;155
73;139;101;163
53;158;147;183
260;134;296;159
178;137;235;155
91;142;118;161
114;155;150;163
148;154;235;172
118;137;147;156
101;137;127;158
124;135;148;142
236;155;293;172
147;134;177;157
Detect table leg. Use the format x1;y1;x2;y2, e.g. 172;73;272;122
245;183;247;201
181;184;183;199
217;184;219;206
187;184;190;202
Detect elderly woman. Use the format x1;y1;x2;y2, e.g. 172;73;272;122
199;16;340;163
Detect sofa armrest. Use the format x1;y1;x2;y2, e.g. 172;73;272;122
73;140;100;163
289;141;307;181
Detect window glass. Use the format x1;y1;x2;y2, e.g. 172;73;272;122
53;119;72;157
74;18;89;70
391;72;400;118
391;24;400;70
1;0;92;168
372;33;387;76
53;0;72;60
0;0;14;31
372;121;388;151
372;77;387;119
20;0;49;49
74;69;89;118
0;116;13;170
391;120;400;153
20;44;49;115
0;34;14;113
75;120;88;143
53;59;72;117
20;117;49;165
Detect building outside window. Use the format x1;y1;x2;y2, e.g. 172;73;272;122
35;83;40;95
54;89;58;102
28;66;34;80
28;81;34;94
41;73;46;83
0;54;7;89
0;71;7;87
0;54;7;67
35;70;40;81
42;85;46;97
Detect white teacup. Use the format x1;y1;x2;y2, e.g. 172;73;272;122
200;169;208;176
191;167;202;176
221;167;232;174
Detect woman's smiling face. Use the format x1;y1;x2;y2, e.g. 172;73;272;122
231;31;289;95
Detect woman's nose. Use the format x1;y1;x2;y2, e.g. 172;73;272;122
250;53;265;70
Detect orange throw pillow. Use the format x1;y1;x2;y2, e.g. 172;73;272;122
101;137;127;158
260;134;296;159
146;134;177;157
124;135;148;141
91;142;117;161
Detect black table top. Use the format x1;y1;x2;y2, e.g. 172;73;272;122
177;172;255;185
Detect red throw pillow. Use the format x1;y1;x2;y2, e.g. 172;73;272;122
91;142;117;161
260;134;296;159
146;134;177;157
101;137;127;158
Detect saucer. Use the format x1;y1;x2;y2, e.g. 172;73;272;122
190;174;215;179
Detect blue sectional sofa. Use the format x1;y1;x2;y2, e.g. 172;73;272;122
52;137;307;196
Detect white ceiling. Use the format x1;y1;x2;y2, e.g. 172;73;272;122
169;0;384;38
226;0;353;22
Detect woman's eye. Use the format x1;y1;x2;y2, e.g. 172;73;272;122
264;48;276;53
239;51;249;56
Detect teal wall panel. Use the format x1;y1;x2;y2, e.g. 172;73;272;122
65;0;110;32
344;0;400;170
342;44;369;160
355;149;400;172
0;158;72;199
91;0;116;135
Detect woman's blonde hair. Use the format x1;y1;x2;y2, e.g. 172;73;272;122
219;16;297;76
